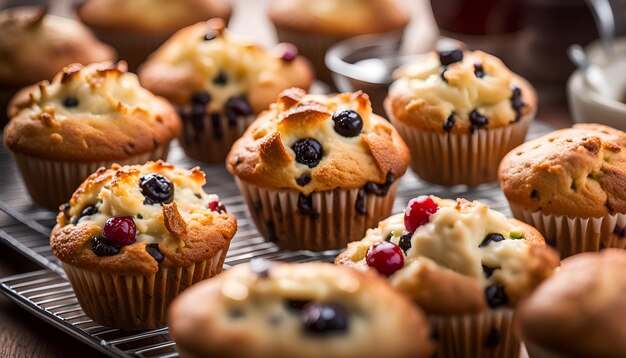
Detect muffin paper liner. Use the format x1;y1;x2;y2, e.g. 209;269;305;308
430;309;519;358
11;145;169;210
524;342;570;358
389;113;532;187
235;179;399;251
510;204;626;258
62;246;227;331
176;104;255;164
90;30;170;70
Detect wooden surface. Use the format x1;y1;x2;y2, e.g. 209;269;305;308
0;0;574;357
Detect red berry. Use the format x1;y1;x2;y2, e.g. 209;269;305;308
404;196;439;233
209;200;219;211
102;217;136;247
366;242;404;276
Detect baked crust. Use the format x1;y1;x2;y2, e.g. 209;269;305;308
226;88;410;194
385;51;537;134
268;0;410;37
77;0;232;35
0;6;115;88
50;161;237;276
138;19;313;113
335;197;560;315
4;62;180;162
517;249;626;357
168;261;434;358
499;123;626;217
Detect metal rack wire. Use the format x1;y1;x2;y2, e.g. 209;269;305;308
0;121;553;357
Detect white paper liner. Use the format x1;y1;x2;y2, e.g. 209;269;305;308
236;179;399;251
430;308;518;358
62;246;227;330
389;113;532;187
176;103;255;163
11;145;170;210
510;204;626;257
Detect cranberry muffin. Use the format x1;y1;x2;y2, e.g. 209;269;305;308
51;161;237;330
169;260;434;358
77;0;231;69
336;196;559;358
0;6;115;127
4;61;180;210
499;123;626;258
227;88;409;251
386;49;537;186
139;18;313;163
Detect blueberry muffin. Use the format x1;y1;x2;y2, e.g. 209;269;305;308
227;88;409;251
268;0;410;87
336;195;559;358
169;260;434;358
4;61;180;210
77;0;231;69
499;123;626;258
139;18;313;163
51;161;237;330
0;6;115;127
517;249;626;358
385;49;537;186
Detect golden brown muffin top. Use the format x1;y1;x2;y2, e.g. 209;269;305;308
386;50;536;134
226;88;410;194
139;18;313;113
169;261;434;358
76;0;231;35
3;61;180;162
268;0;410;37
0;6;115;88
51;161;237;276
336;196;560;315
517;249;626;357
499;123;626;217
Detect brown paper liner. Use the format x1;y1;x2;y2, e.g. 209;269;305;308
236;179;399;251
90;29;170;71
510;204;626;258
11;145;170;210
176;104;255;164
62;246;227;330
523;342;570;358
430;309;519;358
389;113;532;187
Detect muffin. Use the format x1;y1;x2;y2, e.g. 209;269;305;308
0;6;115;127
139;18;313;163
499;123;626;258
169;260;434;358
227;88;409;251
3;61;180;210
385;49;537;186
336;195;560;358
268;0;410;87
517;249;626;357
50;161;237;330
76;0;231;70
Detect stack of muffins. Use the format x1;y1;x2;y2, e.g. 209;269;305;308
2;2;625;357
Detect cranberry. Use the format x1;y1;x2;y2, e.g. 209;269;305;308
140;173;174;205
332;109;363;137
208;200;227;213
366;242;404;276
404;196;439;233
302;303;348;334
277;42;298;62
439;49;463;66
91;235;120;256
292;138;323;168
102;217;136;247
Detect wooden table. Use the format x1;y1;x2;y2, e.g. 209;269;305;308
0;0;574;356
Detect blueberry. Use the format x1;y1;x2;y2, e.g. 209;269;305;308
363;172;395;196
285;299;310;311
61;203;71;220
614;225;626;238
71;204;99;225
479;233;505;248
296;173;311;186
63;97;79;108
510;86;525;122
482;264;495;278
439;49;463;66
140;174;174;205
485;284;508;308
297;193;320;219
225;96;253;126
469;109;488;133
355;188;366;215
145;243;163;262
191;91;211;105
474;63;485;78
485;328;501;347
302;303;348;334
204;30;217;41
91;235;120;256
398;231;412;252
213;70;228;86
292;138;323;168
439;67;448;83
443;113;456;132
332;109;363;137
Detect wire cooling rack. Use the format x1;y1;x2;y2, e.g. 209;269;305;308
0;121;553;357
